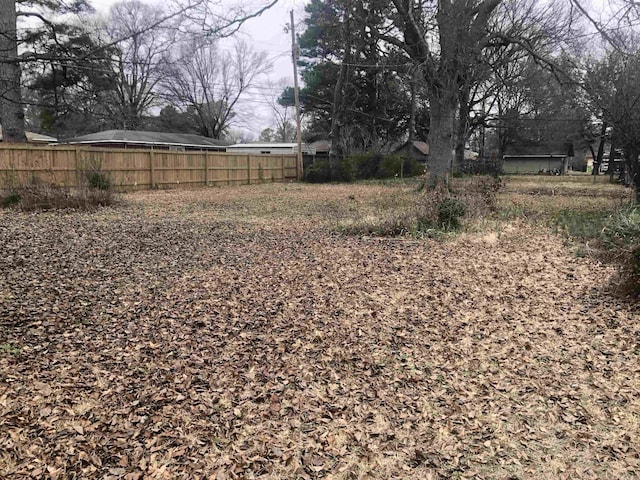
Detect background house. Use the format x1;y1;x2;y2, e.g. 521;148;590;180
226;142;316;155
310;140;330;160
503;142;574;174
393;141;430;162
0;126;57;144
60;130;228;151
226;143;316;167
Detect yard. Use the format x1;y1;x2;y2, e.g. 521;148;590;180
1;177;639;479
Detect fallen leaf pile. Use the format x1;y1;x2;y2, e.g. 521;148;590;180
1;182;639;479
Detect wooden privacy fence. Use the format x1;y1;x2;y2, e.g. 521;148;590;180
0;145;299;190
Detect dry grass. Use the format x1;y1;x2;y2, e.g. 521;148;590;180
0;177;638;479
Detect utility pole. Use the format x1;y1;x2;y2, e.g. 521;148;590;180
290;10;303;180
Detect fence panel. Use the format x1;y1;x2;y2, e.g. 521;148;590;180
0;145;298;190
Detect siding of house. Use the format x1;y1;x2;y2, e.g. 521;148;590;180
503;156;565;174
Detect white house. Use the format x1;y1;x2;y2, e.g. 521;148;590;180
226;143;316;156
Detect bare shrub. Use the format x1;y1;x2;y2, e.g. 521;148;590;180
1;177;116;212
340;176;501;237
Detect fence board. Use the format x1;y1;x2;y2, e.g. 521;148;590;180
0;145;298;190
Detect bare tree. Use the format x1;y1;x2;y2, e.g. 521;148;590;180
586;49;640;197
364;0;575;183
262;78;296;142
162;38;270;139
105;0;177;129
0;0;279;141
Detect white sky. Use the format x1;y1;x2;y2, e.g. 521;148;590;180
88;0;308;138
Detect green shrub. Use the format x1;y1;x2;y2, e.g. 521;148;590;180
376;154;423;179
438;197;466;231
347;152;382;180
305;153;424;183
338;156;356;182
305;159;330;183
1;191;21;208
378;155;403;178
87;171;111;190
305;157;357;183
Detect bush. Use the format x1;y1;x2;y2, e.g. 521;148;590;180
1;191;21;208
348;152;381;180
87;171;111;190
304;157;356;183
1;177;116;212
305;159;331;183
601;205;640;283
554;204;640;291
438;197;466;231
305;153;424;183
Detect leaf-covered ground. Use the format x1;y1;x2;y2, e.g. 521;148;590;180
1;179;639;479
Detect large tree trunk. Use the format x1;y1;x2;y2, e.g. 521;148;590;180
454;91;470;171
427;92;457;183
0;0;26;143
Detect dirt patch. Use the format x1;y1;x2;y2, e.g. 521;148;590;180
1;182;639;479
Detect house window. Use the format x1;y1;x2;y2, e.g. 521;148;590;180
261;151;271;154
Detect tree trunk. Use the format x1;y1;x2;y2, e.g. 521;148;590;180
454;98;469;172
607;139;617;181
406;70;417;155
0;0;27;143
427;93;456;183
593;121;607;175
623;146;640;201
329;58;348;179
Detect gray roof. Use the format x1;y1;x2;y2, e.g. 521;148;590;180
61;130;229;148
504;142;573;157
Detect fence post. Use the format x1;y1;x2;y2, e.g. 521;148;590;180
281;155;285;180
149;149;155;189
247;154;251;185
205;151;210;186
74;147;80;187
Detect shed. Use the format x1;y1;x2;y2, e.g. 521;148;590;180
226;142;316;156
503;142;574;174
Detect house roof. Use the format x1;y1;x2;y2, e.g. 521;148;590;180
412;141;429;155
0;126;57;143
311;140;331;153
394;140;429;155
504;142;573;157
61;130;229;148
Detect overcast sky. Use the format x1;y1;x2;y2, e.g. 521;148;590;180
88;0;308;138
